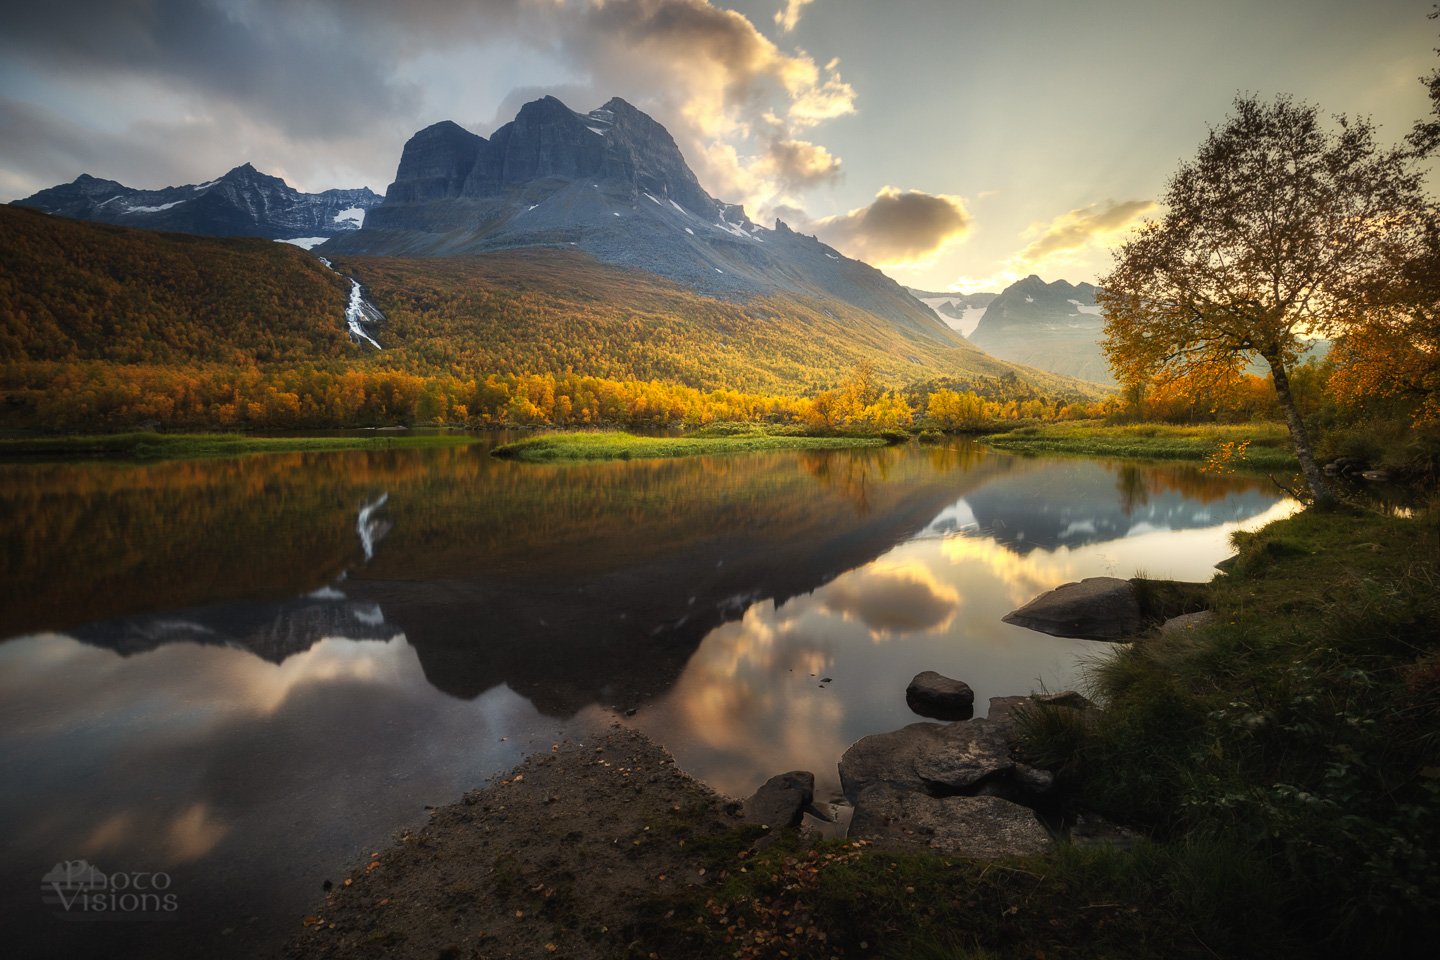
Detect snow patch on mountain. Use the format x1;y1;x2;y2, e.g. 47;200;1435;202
333;207;366;227
278;237;330;250
126;201;184;213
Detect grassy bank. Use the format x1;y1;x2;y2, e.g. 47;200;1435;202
643;505;1440;958
0;431;479;462
982;420;1297;469
492;428;887;462
1016;504;1440;955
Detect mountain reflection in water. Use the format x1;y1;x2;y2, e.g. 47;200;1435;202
0;439;1294;960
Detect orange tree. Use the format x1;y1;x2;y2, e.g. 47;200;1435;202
1329;219;1440;426
1098;95;1431;505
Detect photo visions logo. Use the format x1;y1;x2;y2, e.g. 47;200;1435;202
41;860;178;920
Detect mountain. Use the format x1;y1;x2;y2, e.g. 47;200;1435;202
0;205;1095;417
328;96;949;344
12;163;383;242
966;275;1113;384
905;288;999;335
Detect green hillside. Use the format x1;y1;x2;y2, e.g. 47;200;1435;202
0;205;354;364
0;209;1104;431
332;251;1097;397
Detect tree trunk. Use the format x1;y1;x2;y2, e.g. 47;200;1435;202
1266;354;1335;507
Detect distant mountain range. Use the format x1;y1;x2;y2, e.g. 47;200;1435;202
13;163;382;242
907;278;1111;383
904;288;999;336
967;275;1113;384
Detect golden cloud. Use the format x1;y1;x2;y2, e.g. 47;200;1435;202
812;186;972;266
774;0;817;34
1019;199;1155;261
754;137;842;190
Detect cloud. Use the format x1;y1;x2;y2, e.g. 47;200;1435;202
820;561;960;640
811;187;972;266
557;0;855;210
774;0;817;33
1018;199;1155;261
754;138;842;191
0;0;859;221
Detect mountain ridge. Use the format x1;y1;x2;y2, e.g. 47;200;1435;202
329;95;952;346
966;275;1112;384
13;163;383;241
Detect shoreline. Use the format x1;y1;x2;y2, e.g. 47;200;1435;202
0;431;482;462
491;429;889;462
980;420;1297;469
283;725;750;960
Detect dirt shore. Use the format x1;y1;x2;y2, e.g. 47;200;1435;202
284;725;750;959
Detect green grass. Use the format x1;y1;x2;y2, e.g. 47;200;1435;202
982;420;1297;469
491;429;886;462
0;431;480;462
1017;505;1440;954
629;830;1268;959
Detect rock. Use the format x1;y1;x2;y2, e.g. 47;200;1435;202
1031;690;1093;711
743;771;814;829
1361;470;1392;482
1158;610;1216;637
384;121;486;204
1002;576;1141;640
839;697;1033;804
849;784;1052;859
905;671;975;720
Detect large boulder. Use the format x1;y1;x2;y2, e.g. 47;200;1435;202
905;671;975;720
743;771;814;829
839;697;1036;804
1002;576;1141;640
849;784;1053;859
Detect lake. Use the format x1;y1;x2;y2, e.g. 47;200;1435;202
0;437;1296;959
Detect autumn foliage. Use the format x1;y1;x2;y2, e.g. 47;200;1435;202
0;206;1105;433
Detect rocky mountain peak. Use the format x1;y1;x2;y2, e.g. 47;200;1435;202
338;96;954;342
966;275;1112;384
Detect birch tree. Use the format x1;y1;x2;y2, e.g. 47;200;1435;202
1098;95;1429;505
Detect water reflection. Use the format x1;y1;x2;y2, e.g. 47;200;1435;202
628;457;1298;802
0;439;1293;959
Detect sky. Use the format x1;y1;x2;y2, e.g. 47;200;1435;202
0;0;1434;291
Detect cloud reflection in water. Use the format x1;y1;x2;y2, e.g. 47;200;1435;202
633;480;1299;803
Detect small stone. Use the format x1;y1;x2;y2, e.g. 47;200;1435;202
743;771;815;829
905;671;975;720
